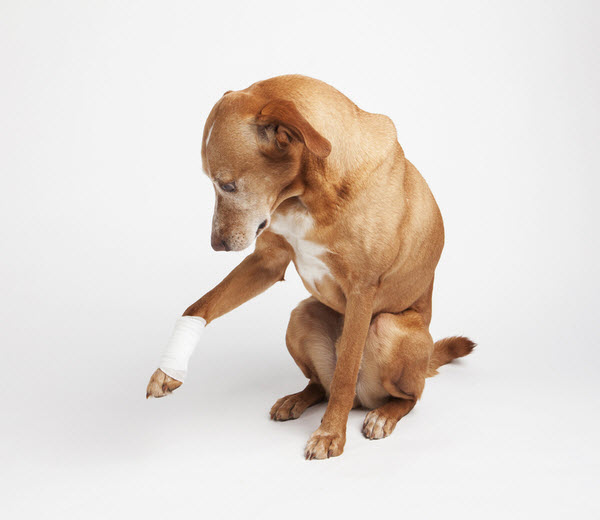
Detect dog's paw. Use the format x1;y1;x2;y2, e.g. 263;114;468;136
304;428;345;460
270;393;309;421
146;369;182;398
362;409;398;440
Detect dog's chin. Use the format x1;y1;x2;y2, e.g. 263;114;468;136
233;225;271;251
228;239;255;253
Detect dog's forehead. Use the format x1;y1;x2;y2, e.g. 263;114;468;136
202;92;269;178
206;93;258;137
206;112;251;148
204;119;262;177
205;125;257;177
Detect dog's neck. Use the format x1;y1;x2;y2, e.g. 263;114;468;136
293;136;405;225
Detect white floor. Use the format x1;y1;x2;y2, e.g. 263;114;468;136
4;273;599;519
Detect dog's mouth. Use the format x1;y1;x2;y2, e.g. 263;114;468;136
256;219;268;236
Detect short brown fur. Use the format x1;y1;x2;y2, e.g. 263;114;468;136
146;75;475;459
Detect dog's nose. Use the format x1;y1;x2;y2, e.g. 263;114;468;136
211;235;231;252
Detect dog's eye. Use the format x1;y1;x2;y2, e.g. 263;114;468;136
220;182;236;193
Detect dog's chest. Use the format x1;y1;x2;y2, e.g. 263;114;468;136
270;210;331;289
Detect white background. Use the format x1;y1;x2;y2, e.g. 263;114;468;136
1;1;599;518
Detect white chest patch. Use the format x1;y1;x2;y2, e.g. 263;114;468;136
270;210;331;289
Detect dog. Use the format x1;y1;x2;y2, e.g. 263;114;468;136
146;74;475;459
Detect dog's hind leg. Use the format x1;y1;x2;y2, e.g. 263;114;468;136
360;309;475;439
362;340;474;439
360;310;432;439
270;297;342;421
362;397;417;439
270;382;326;421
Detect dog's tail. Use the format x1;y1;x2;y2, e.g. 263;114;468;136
427;336;476;377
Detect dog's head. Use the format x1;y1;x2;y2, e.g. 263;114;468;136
201;92;331;251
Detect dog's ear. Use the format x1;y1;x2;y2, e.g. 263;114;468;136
256;99;331;159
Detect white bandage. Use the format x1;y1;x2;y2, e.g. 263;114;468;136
158;316;206;383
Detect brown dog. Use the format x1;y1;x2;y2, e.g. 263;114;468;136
146;75;475;459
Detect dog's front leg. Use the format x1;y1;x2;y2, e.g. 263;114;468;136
304;286;376;460
146;232;291;398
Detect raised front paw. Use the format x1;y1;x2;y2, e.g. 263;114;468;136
146;368;182;398
304;428;345;460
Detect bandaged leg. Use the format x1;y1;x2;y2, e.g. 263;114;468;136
158;316;206;383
